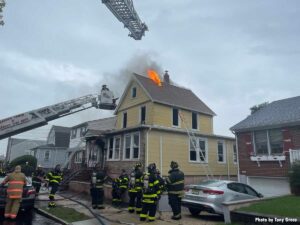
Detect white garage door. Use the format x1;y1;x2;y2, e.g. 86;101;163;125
247;177;291;197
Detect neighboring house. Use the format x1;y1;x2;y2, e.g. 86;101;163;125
67;117;116;171
231;96;300;197
5;138;46;162
104;72;237;183
31;126;70;170
0;154;5;170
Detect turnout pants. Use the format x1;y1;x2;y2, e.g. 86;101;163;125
49;183;59;207
168;194;182;218
33;181;41;194
112;188;121;205
5;198;21;219
90;187;104;208
140;202;157;221
128;191;142;213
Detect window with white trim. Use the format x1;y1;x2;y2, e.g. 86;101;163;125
131;87;137;98
108;138;113;159
123;132;140;160
75;151;83;163
192;112;198;130
140;106;146;124
233;144;237;164
253;129;283;155
107;136;121;160
44;150;50;162
189;137;207;163
71;129;77;139
172;108;179;126
217;141;226;163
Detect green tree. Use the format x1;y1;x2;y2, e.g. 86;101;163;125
289;162;300;196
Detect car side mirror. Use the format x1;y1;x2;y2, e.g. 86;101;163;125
258;193;264;198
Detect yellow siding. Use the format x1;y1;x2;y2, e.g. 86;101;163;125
152;103;213;134
118;80;150;111
147;130;237;177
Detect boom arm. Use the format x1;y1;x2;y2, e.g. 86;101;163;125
102;0;148;40
0;86;116;140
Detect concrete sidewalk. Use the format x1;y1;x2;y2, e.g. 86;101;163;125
35;191;223;225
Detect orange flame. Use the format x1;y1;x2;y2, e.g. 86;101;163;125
147;70;162;86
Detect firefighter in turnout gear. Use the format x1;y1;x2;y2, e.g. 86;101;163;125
117;169;129;205
46;164;63;207
128;162;144;214
90;165;107;209
111;178;121;206
140;163;160;222
32;165;45;195
1;165;27;219
166;161;185;220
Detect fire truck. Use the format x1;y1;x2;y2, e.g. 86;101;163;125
0;85;117;140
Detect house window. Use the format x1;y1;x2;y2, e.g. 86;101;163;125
254;130;268;155
108;138;114;159
44;150;50;162
75;151;83;163
140;106;146;124
123;112;127;128
107;136;121;160
131;87;137;98
71;129;77;139
218;141;226;163
80;127;87;137
189;137;207;163
253;129;283;155
124;132;140;160
233;144;237;164
192;112;198;129
173;108;179;126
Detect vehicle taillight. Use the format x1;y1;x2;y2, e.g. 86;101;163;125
27;190;35;195
203;189;224;195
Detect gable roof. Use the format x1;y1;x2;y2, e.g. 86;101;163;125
115;73;216;116
85;117;117;138
231;96;300;132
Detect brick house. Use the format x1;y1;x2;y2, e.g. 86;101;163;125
104;72;237;182
231;96;300;197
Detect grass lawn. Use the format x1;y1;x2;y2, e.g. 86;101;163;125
42;206;91;223
238;195;300;217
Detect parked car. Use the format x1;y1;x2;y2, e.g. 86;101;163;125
0;176;36;210
182;180;263;216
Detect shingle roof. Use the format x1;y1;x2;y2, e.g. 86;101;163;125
85;117;117;137
132;74;216;116
231;96;300;132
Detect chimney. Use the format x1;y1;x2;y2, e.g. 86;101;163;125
163;70;170;84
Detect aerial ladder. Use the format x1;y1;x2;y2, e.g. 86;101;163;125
102;0;148;40
0;0;5;26
0;85;117;140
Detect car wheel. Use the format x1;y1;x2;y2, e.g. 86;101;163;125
188;207;201;216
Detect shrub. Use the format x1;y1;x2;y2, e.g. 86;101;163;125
9;155;37;172
289;162;300;196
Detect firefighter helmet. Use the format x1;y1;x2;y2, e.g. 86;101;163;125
156;169;161;175
148;163;156;174
135;162;142;170
170;161;179;169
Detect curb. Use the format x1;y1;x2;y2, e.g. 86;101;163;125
34;206;70;225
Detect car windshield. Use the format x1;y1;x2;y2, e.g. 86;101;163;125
0;176;32;186
198;180;225;187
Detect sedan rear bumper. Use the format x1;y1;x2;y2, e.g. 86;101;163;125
182;199;223;215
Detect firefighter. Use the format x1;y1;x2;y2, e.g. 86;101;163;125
118;169;129;205
111;177;121;206
166;161;185;220
156;169;165;199
140;163;160;222
90;165;107;209
1;165;27;219
47;164;63;207
128;162;144;214
32;165;45;195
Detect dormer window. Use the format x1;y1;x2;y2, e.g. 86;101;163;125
131;87;137;98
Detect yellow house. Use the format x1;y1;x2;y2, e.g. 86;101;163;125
105;72;237;183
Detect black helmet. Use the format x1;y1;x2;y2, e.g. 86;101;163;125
148;163;156;173
170;161;178;169
156;169;161;175
135;162;142;170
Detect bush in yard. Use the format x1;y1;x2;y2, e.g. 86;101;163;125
289;162;300;196
9;155;37;176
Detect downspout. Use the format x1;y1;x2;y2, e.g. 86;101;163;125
146;127;152;170
232;130;240;182
227;141;230;180
160;135;163;175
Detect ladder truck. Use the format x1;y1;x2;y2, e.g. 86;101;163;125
102;0;148;40
0;85;117;140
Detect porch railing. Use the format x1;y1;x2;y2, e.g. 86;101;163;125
289;149;300;165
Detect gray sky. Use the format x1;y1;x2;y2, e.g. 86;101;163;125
1;0;300;155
